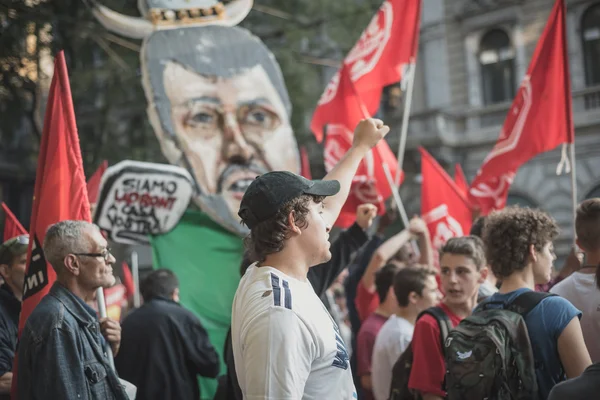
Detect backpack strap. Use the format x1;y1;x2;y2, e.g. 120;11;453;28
418;306;452;349
507;291;557;317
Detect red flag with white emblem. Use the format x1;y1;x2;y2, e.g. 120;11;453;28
468;0;573;214
420;148;472;255
311;0;421;227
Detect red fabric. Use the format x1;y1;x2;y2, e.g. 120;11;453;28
468;0;573;215
408;303;463;397
1;202;27;241
454;163;469;199
86;160;108;205
357;312;388;400
420;148;472;253
122;261;135;300
12;51;91;399
311;0;421;227
299;146;312;180
355;281;380;322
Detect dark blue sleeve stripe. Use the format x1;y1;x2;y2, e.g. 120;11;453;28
270;273;281;307
282;280;292;310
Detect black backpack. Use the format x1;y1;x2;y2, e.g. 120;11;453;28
444;291;555;400
389;306;452;400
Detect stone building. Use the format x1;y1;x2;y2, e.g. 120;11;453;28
379;0;600;261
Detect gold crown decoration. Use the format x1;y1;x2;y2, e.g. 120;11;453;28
149;3;226;26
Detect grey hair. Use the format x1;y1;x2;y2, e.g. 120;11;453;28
43;221;98;274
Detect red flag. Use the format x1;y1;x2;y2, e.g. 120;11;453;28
469;0;573;214
122;261;135;300
87;160;108;205
12;51;91;399
1;202;27;241
454;164;469;199
311;0;420;227
299;147;312;180
420;148;472;254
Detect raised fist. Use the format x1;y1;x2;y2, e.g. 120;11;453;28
352;118;390;151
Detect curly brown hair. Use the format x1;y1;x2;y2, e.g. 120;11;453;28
483;206;559;278
576;198;600;251
243;194;325;262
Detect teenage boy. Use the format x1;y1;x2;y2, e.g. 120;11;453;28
480;206;591;398
231;118;389;399
371;266;441;400
551;198;600;362
356;264;400;400
408;236;487;400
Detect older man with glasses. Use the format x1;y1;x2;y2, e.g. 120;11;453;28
16;220;130;400
0;234;28;399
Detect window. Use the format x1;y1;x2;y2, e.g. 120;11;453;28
582;4;600;86
506;193;537;209
479;29;516;105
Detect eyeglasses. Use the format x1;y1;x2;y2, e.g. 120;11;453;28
73;248;112;262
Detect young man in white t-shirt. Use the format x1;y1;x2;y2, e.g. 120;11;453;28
551;198;600;362
371;266;441;400
231;118;390;400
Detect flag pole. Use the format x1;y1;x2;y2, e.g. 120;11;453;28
383;164;410;227
131;250;141;308
96;287;116;370
395;60;417;185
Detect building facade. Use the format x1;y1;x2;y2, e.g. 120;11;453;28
379;0;600;260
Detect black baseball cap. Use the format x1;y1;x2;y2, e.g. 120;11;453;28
238;171;340;229
0;235;29;265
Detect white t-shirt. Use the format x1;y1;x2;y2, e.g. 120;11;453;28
371;315;414;400
231;263;357;399
550;272;600;362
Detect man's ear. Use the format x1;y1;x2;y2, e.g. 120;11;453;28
63;255;80;276
528;244;537;264
288;211;302;235
0;264;9;280
407;291;418;305
575;238;586;253
478;266;489;284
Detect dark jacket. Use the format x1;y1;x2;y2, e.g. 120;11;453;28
216;223;369;400
17;282;129;400
0;284;20;400
115;297;219;400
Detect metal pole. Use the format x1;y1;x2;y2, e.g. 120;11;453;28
131;251;141;308
395;62;417;185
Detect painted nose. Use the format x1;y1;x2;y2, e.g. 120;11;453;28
222;111;253;162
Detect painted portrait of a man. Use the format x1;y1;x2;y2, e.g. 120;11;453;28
142;25;300;235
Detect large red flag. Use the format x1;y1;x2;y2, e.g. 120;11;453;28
420;148;472;253
12;51;91;398
469;0;573;214
454;164;469;199
87;160;108;205
1;202;27;241
311;0;421;227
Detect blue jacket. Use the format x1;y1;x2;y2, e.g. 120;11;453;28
17;282;129;400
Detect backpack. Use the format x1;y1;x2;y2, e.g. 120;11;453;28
444;291;556;400
389;306;452;400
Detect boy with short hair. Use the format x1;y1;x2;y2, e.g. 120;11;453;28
408;236;487;400
480;206;590;398
371;266;441;400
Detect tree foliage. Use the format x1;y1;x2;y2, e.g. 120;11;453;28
0;0;379;177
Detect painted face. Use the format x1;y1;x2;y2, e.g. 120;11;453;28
415;274;442;312
440;253;484;308
300;200;332;267
163;62;300;231
532;242;556;284
78;228;117;290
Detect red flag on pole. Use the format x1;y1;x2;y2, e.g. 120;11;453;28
469;0;573;215
122;261;135;300
420;148;472;253
454;164;469;199
87;160;108;205
310;0;421;227
12;51;91;398
1;202;27;241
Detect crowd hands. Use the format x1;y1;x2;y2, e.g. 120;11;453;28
1;118;598;400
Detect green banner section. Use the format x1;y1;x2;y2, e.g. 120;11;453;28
150;209;244;399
